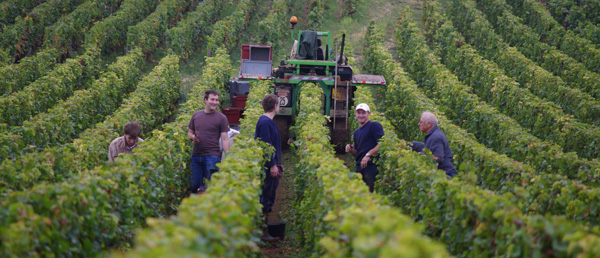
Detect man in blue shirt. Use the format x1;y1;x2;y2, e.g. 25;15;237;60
254;94;283;241
413;111;455;177
345;103;385;192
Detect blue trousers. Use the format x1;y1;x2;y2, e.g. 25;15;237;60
260;166;281;214
356;164;379;193
190;155;220;193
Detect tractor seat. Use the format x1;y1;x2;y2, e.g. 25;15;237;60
297;30;319;60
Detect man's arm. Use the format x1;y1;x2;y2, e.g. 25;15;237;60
369;144;380;156
221;131;230;152
188;129;199;143
360;144;380;169
256;122;276;168
255;123;279;177
345;144;357;156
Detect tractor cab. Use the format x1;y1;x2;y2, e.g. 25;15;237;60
232;16;386;151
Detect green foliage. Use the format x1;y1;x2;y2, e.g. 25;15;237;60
365;21;600;227
0;55;184;257
0;48;60;96
0;48;9;65
0;0;46;27
0;56;181;198
72;54;181;167
126;0;195;57
475;0;600;101
446;0;600;127
341;0;364;17
206;0;254;55
293;83;449;257
0;48;101;127
0;0;121;98
363;30;600;255
544;0;600;37
0;48;145;162
0;0;87;61
575;21;600;47
377;126;600;256
43;0;123;54
395;9;600;186
0;55;184;256
257;0;288;57
85;0;159;54
116;79;272;258
306;0;326;30
545;0;578;28
504;0;600;74
582;0;600;25
185;47;233;110
0;119;191;257
0;132;25;166
171;46;233;139
427;1;600;160
166;0;224;60
0;54;181;198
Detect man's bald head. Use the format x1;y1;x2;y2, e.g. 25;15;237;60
421;112;438;126
418;111;438;133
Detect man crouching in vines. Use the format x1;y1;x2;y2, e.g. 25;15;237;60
108;122;144;162
410;111;456;178
345;103;385;193
254;94;284;241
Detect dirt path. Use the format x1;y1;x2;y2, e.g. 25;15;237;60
259;150;356;257
260;150;302;258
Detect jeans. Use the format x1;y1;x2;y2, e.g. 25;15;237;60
190;155;220;193
260;166;281;214
356;164;379;193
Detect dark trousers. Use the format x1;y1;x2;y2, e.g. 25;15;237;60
356;164;379;193
260;167;281;214
190;155;220;193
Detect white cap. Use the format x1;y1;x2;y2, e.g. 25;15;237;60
355;103;370;112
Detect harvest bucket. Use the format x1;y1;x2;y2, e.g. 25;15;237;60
267;222;286;240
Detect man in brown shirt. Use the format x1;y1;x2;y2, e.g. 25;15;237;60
108;122;144;162
188;90;230;193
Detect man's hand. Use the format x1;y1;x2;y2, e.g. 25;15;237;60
269;165;280;177
188;129;200;144
360;155;370;169
345;144;353;153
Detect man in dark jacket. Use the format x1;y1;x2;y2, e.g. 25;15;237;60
254;94;283;241
414;111;455;177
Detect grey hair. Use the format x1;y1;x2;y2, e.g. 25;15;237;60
421;111;438;126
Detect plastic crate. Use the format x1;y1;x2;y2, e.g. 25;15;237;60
223;108;242;124
232;95;248;109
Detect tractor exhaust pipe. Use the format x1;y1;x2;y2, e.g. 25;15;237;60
337;33;346;65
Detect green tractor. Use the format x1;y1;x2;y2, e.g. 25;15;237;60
230;16;386;151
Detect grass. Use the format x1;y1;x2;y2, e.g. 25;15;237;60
178;49;207;104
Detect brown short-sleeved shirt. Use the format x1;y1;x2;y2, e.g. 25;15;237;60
188;110;229;156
